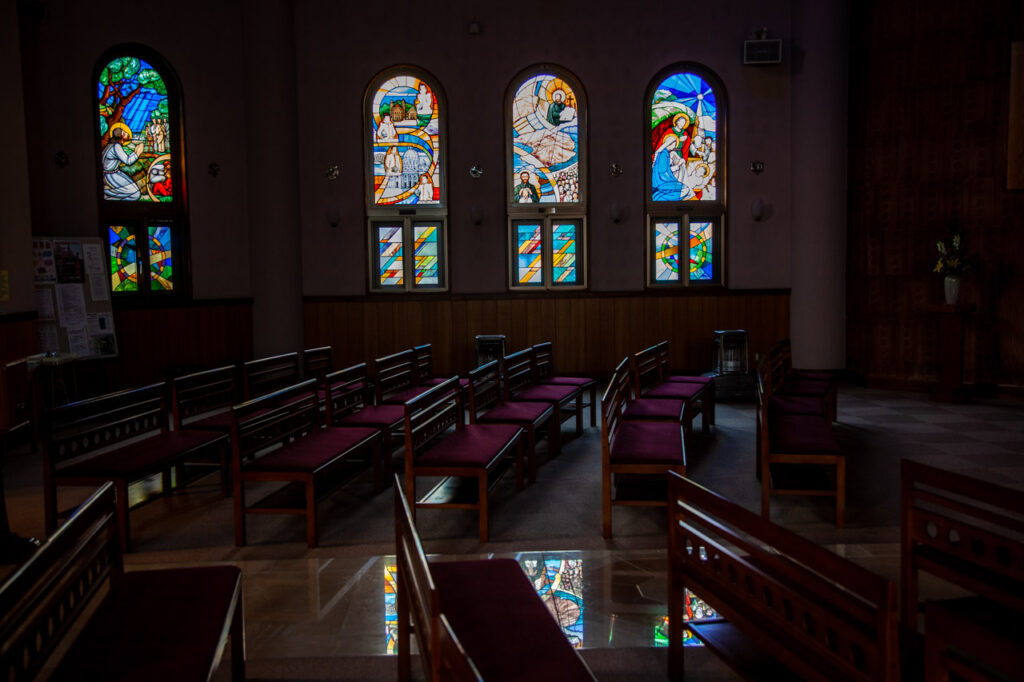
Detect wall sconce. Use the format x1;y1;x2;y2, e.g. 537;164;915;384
610;162;623;177
208;162;221;178
54;151;69;168
469;164;484;178
750;160;765;175
325;164;339;180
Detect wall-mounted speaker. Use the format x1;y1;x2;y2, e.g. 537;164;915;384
743;39;782;65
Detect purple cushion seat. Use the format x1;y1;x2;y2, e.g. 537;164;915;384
420;376;470;389
416;424;522;468
666;375;714;385
545;376;597;388
432;559;594;682
769;414;840;454
514;384;579;403
610;421;685;465
623;398;685;421
644;382;705;400
336;403;405;429
246;426;379;472
779;379;832;398
59;429;227;478
184;410;233;432
50;566;241;682
768;394;825;417
478;401;553;426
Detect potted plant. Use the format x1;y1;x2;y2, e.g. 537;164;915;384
934;230;974;305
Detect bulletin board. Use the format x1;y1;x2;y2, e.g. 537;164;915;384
32;237;118;359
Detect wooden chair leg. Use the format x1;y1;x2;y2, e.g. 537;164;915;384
589;385;597;428
575;397;583;436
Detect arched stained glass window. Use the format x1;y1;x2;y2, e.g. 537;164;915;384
95;46;188;297
365;67;448;292
645;65;725;287
506;66;587;291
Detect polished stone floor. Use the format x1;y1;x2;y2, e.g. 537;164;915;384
3;383;1023;680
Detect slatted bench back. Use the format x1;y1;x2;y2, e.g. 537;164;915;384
466;361;502;423
901;459;1024;621
232;379;320;461
172;365;237;429
532;342;555;381
0;482;120;682
668;471;898;682
302;346;333;382
601;358;632;452
631;343;663;394
375;349;417;402
323;363;375;423
413;344;436;383
1;358;32;436
243;352;300;400
45;382;167;470
501;348;535;400
654;340;676;377
404;377;461;461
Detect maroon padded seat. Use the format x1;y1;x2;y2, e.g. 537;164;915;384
335;403;405;428
245;426;378;471
545;376;595;388
610;422;685;465
623;397;686;421
769;414;840;454
432;559;595;682
666;374;714;385
417;424;521;468
644;381;705;400
50;566;241;682
768;394;825;417
59;429;227;477
514;383;578;403
478;401;553;424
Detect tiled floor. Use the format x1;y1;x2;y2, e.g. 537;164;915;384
2;383;1022;680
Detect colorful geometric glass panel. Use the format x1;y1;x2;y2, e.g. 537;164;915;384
109;225;138;292
689;221;713;280
654;221;681;282
148;225;173;291
515;223;543;285
650;72;717;202
519;553;584;648
370;74;441;206
97;56;173;203
413;224;439;286
511;74;580;204
377;225;404;286
551;223;578;285
385;563;398;655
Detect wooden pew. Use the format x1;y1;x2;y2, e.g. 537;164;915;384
242;351;300;400
668;470;899;682
532;341;598;428
632;342;713;437
231;378;382;547
43;382;230;552
0;482;244;681
901;460;1024;681
767;338;837;423
302;345;333;381
375;349;431;404
323;362;405;459
394;473;595;682
654;340;715;428
172;365;238;435
403;376;523;542
502;348;582;453
601;357;685;538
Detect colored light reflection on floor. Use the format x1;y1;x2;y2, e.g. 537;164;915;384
653;590;718;648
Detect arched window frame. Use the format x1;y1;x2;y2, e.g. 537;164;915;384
644;63;726;288
363;66;449;293
505;64;588;291
94;44;190;300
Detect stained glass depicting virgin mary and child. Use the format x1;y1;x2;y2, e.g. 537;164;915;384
650;72;717;202
97;56;173;202
510;74;581;204
370;75;441;205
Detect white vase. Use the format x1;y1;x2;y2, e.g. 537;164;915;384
944;275;961;305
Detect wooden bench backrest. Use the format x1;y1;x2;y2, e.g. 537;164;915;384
601;358;632;455
404;376;461;463
532;341;555;382
631;343;663;394
302;346;333;382
413;344;436;383
0;482;121;681
323;363;375;424
231;379;320;462
668;471;898;682
45;382;167;471
375;349;417;402
501;348;536;400
900;459;1024;621
437;614;483;681
1;359;33;435
172;365;237;429
243;352;300;400
466;360;502;423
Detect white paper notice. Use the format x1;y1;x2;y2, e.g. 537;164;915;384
87;312;112;335
35;287;56;321
55;284;87;328
83;243;104;274
67;327;90;357
89;273;109;301
38;324;59;353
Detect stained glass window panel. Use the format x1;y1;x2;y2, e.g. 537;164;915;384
413;224;439;286
654;221;681;282
385;564;398;655
650;72;717;202
511;74;580;204
371;75;441;206
109;225;138;292
515;223;544;285
551;222;578;286
377;225;404;286
689;221;713;280
520;553;583;648
148;225;173;291
97;57;172;203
